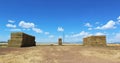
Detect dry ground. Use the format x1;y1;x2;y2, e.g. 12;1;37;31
0;45;120;63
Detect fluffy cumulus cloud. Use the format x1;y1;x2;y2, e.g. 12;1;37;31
8;20;15;23
32;28;43;33
57;27;64;32
85;23;92;27
95;20;116;30
95;32;105;36
6;24;16;28
19;21;35;28
18;21;43;33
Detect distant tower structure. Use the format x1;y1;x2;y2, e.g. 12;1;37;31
58;38;62;45
83;35;106;46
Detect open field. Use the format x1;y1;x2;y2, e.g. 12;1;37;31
0;45;120;63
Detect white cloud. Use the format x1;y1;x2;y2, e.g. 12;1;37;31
6;24;16;28
117;20;120;24
64;31;92;42
32;28;43;33
19;21;35;28
72;31;91;37
85;23;92;27
8;20;15;23
65;31;107;42
85;23;93;30
95;32;105;36
79;31;89;36
117;16;120;23
95;20;116;30
57;27;64;32
49;35;54;38
45;32;50;35
117;16;120;20
19;21;44;33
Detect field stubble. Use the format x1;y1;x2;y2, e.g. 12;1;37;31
0;45;120;63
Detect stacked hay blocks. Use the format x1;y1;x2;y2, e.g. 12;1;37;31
58;38;62;45
8;32;36;47
83;35;106;46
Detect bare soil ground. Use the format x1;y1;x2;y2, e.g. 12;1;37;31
0;45;120;63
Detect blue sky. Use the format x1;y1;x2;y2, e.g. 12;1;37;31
0;0;120;43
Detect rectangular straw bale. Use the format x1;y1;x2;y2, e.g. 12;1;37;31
83;35;106;46
8;32;36;47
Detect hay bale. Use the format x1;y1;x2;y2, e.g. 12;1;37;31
83;37;87;45
83;35;106;46
58;38;62;45
8;32;36;47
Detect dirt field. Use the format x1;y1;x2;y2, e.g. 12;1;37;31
0;45;120;63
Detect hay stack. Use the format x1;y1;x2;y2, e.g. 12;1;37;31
83;37;88;46
83;36;106;46
58;38;62;45
8;32;36;47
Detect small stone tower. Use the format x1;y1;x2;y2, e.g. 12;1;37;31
58;38;62;45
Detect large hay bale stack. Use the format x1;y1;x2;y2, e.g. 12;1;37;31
58;38;62;45
83;36;106;46
8;32;36;47
83;37;88;46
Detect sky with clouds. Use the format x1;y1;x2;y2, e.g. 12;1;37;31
0;0;120;43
